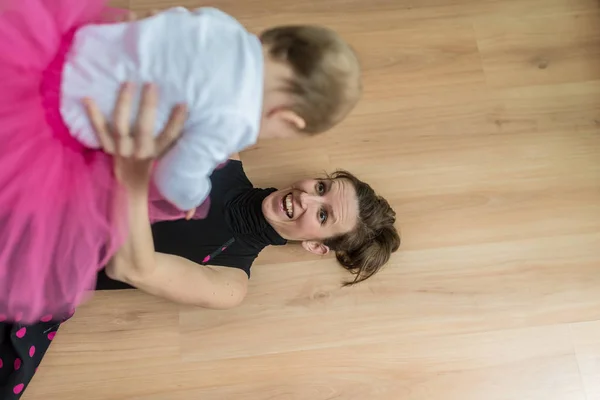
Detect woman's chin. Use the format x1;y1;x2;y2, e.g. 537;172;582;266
263;192;282;222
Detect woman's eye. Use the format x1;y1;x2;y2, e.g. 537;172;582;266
317;181;326;195
319;209;328;224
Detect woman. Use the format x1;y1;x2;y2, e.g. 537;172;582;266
95;83;400;307
0;84;399;398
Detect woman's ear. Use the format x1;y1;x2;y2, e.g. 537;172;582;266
301;241;330;256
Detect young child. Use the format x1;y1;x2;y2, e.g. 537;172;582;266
0;0;361;323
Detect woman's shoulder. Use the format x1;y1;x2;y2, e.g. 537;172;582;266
209;159;253;199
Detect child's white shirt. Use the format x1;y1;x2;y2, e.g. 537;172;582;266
60;7;263;211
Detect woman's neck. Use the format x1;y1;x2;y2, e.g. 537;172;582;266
225;188;287;248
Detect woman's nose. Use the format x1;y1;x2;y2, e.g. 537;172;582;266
299;192;322;207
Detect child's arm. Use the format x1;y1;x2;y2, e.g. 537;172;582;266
153;111;256;212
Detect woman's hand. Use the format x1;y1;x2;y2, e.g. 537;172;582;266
83;82;187;196
104;9;160;24
84;82;186;281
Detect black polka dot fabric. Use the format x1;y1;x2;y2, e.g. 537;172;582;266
0;316;64;399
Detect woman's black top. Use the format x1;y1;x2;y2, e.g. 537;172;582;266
0;160;286;398
96;159;286;290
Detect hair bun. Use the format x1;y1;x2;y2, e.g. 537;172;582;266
334;225;400;286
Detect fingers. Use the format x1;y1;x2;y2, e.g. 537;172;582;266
185;208;196;220
83;97;115;154
103;7;160;23
127;9;159;21
156;104;187;157
112;82;135;157
105;10;135;23
119;9;159;22
133;83;158;159
126;11;138;22
86;80;184;162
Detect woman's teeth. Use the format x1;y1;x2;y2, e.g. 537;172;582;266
285;194;293;218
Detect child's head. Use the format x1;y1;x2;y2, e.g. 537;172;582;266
259;25;361;139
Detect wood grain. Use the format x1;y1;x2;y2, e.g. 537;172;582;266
24;0;600;399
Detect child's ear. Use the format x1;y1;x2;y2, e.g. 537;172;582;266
278;110;306;131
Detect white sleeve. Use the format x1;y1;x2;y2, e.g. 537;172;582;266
153;111;255;211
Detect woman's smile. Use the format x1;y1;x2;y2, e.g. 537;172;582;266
282;192;300;219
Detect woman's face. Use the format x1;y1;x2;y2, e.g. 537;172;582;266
262;177;359;247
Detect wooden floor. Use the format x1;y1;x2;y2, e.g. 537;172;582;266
26;0;600;399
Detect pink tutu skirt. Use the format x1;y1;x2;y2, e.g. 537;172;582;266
0;0;204;324
0;0;216;323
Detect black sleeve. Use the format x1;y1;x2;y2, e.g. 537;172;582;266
95;269;133;290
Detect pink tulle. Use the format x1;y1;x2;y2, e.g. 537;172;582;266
0;0;217;323
0;0;127;323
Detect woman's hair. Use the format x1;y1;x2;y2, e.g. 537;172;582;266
323;171;400;286
260;25;362;134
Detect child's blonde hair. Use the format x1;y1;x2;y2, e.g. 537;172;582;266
260;25;362;134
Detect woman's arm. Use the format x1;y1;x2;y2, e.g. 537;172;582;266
108;257;248;309
107;187;247;309
86;83;248;309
